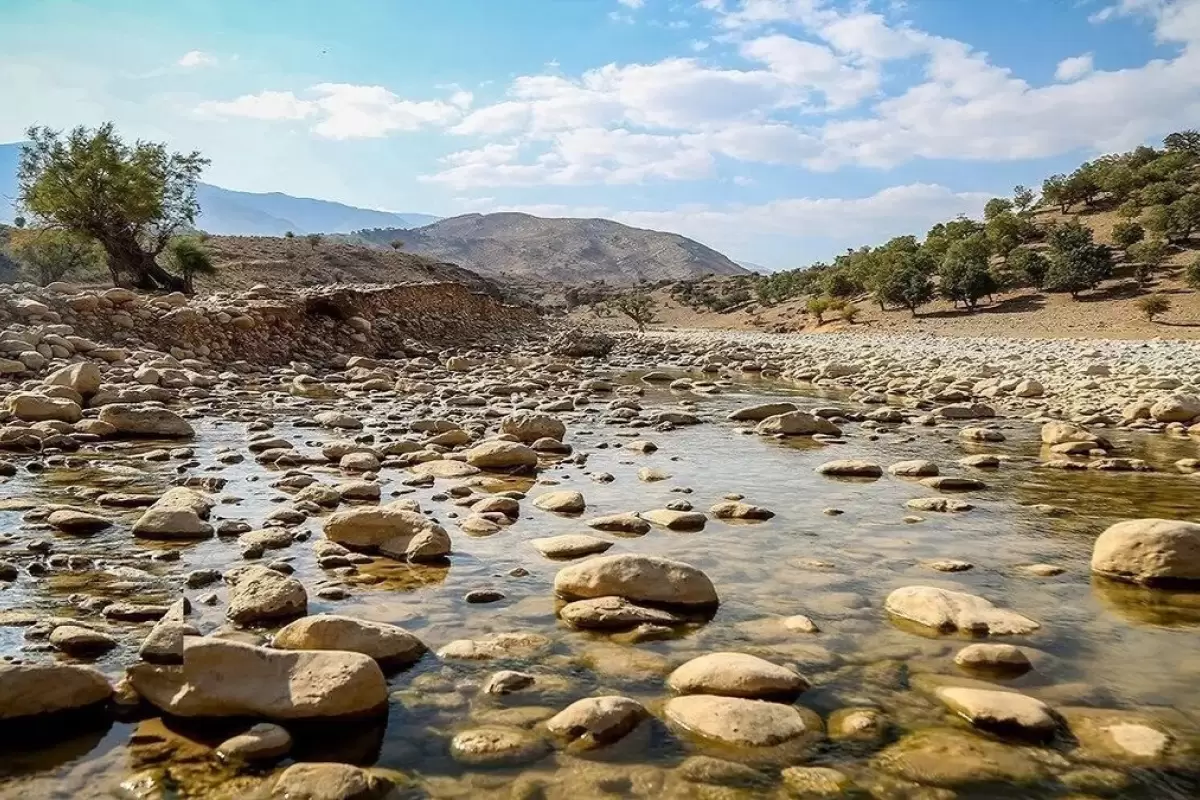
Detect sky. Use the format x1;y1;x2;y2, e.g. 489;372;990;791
2;0;1199;269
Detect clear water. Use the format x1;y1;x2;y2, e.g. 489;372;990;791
1;373;1199;798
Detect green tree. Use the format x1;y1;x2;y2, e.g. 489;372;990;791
306;233;323;250
1135;294;1171;322
1186;255;1200;290
983;197;1013;220
986;210;1032;258
1164;129;1200;157
1126;238;1170;288
17;123;207;290
806;296;831;324
9;227;105;286
878;251;936;315
13;215;26;229
939;235;995;310
1116;200;1143;220
1111;221;1145;250
389;239;405;250
1008;248;1049;290
1012;185;1035;213
284;230;295;239
1041;174;1071;213
164;236;216;294
1138;181;1185;207
1046;222;1113;298
609;292;658;332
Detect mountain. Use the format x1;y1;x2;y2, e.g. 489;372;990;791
0;142;438;235
353;213;750;285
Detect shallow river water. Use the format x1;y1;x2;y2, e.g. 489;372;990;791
2;371;1199;799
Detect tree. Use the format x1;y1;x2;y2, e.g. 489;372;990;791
806;296;831;324
306;233;323;250
164;236;216;294
1008;248;1049;290
1186;255;1200;290
986;211;1033;258
1042;174;1070;213
839;303;860;323
983;197;1013;220
1013;185;1035;213
1136;294;1171;322
13;215;26;229
609;292;658;332
1164;129;1200;157
17;123;207;290
284;231;295;239
939;235;994;310
1144;196;1200;244
1046;223;1113;298
1127;238;1169;287
877;250;936;315
389;239;405;250
1111;221;1145;250
1116;200;1143;220
9;228;104;286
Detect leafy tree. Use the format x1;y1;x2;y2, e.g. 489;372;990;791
1046;222;1113;298
986;211;1033;258
284;230;295;239
1135;294;1171;322
839;303;860;323
164;236;216;294
306;233;323;250
1007;248;1049;289
1096;162;1138;201
1186;254;1200;290
1127;238;1170;287
806;296;831;324
878;251;936;315
1116;200;1143;220
939;235;995;310
1041;174;1071;213
1012;185;1035;213
389;239;405;250
1138;181;1185;208
822;269;861;299
609;292;658;332
17;123;207;290
1144;196;1200;244
983;197;1013;220
1111;221;1145;250
9;228;105;286
1164;129;1200;157
924;216;983;263
13;216;26;229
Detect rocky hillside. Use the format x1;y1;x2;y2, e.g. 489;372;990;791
195;235;500;296
352;213;749;285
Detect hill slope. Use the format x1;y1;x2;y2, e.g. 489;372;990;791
0;142;438;235
353;212;750;285
194;236;498;295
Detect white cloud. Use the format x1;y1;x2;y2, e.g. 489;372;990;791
198;83;468;138
617;0;646;7
178;50;217;68
739;33;879;108
1055;53;1094;81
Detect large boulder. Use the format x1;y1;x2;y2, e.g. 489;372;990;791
225;565;307;625
667;652;808;700
98;403;195;438
323;505;450;560
131;488;213;539
727;402;799;422
128;637;387;719
466;440;539;470
1091;518;1200;585
1040;421;1110;450
755;411;840;437
0;663;112;719
271;763;393;800
545;696;648;748
554;553;718;607
1150;393;1200;423
272;615;426;666
884;586;1039;635
4;392;82;423
45;362;102;396
501;411;566;443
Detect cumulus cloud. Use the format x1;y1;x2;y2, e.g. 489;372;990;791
198;83;468;138
1055;53;1094;81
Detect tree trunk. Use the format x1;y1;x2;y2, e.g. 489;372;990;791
100;232;184;292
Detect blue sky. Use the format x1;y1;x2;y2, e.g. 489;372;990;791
2;0;1199;268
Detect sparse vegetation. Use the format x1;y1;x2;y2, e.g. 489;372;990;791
1127;238;1170;287
806;296;831;324
8;227;105;286
607;292;658;332
306;233;323;250
1136;294;1171;322
164;236;217;294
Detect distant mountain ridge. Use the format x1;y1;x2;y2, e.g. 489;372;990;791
0;142;437;236
352;212;749;285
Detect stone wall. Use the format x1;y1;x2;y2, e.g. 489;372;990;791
0;281;541;369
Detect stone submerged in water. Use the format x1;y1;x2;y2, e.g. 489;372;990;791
531;534;613;559
755;411;841;437
884;586;1039;635
271;762;394;800
545;696;648;748
128;636;387;719
667;652;809;700
554;553;718;607
558;596;687;630
1090;518;1200;585
323;505;450;561
664;695;823;748
131;487;213;539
